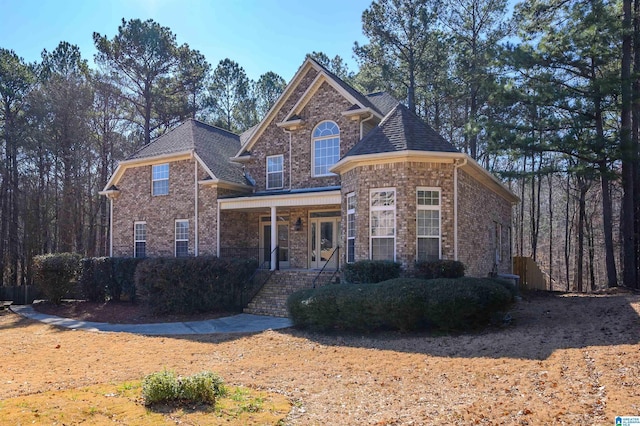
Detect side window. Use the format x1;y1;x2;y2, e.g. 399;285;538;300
312;121;340;177
152;164;169;196
417;188;441;261
370;188;395;261
175;220;189;257
266;155;284;189
347;193;356;263
134;221;146;258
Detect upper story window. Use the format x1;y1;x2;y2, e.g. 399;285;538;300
347;193;356;263
266;155;284;189
152;163;169;196
312;121;340;177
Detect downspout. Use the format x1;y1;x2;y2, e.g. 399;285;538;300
216;201;220;258
453;157;467;261
360;112;375;140
109;197;113;257
194;157;199;256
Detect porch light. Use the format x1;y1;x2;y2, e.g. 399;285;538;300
294;217;303;231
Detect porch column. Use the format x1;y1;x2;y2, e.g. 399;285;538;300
270;206;277;271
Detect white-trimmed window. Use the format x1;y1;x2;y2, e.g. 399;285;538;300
175;219;189;257
417;188;441;261
347;192;356;263
266;155;284;189
312;121;340;177
370;188;395;261
134;221;146;258
152;163;169;196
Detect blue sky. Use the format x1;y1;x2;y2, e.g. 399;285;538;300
0;0;372;81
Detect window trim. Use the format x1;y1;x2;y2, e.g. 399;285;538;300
175;219;189;257
266;154;284;190
369;187;396;261
311;120;340;177
416;187;441;262
134;221;146;258
152;163;169;196
346;192;356;263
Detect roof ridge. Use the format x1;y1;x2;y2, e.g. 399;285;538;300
191;119;240;137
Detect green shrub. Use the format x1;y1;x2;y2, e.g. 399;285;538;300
179;371;227;404
135;257;258;315
142;370;179;405
32;253;82;305
78;257;113;302
287;277;514;333
414;260;465;279
142;370;225;406
111;257;143;302
342;260;401;284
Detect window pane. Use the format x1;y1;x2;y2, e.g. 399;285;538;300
418;238;439;261
176;221;189;240
135;242;146;258
371;190;395;207
176;241;188;257
371;210;394;236
371;238;394;261
313;122;340;176
135;223;146;241
313;121;339;137
417;190;439;206
347;212;355;238
152;164;169;180
347;239;355;263
153;180;168;196
417;210;439;237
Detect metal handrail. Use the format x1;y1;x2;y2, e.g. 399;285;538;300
242;246;279;307
312;246;340;288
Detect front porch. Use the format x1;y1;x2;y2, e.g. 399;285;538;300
217;187;344;271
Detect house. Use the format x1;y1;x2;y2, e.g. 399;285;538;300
101;57;518;313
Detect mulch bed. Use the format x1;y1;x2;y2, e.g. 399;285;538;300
32;300;236;324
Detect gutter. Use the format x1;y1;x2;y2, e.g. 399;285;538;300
194;155;199;256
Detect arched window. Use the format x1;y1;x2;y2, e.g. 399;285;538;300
312;121;340;177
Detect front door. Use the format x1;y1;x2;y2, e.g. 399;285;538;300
309;211;341;269
260;217;289;268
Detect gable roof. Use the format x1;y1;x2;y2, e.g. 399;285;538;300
344;103;459;157
236;57;399;154
103;119;249;191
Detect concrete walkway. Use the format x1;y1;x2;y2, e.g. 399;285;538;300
10;305;292;336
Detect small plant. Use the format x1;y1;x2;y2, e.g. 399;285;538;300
342;260;401;284
142;370;179;405
141;370;226;406
414;259;466;279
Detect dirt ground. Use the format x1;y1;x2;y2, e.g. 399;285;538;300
2;291;640;425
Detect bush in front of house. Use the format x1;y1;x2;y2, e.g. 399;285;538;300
111;257;144;302
78;257;112;302
135;256;258;315
142;370;227;406
342;260;401;284
287;277;514;333
414;259;466;279
32;253;82;305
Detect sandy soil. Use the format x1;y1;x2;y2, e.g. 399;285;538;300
2;291;640;425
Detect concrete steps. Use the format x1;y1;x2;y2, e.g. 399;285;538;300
244;270;338;317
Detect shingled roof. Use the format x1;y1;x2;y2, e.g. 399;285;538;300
344;103;459;157
127;119;248;186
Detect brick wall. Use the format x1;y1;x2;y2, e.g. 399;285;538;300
111;159;249;257
340;161;456;270
457;169;513;276
245;70;362;192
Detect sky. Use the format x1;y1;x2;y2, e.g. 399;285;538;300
0;0;373;81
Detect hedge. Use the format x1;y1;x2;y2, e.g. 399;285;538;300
287;277;514;333
342;260;401;284
414;259;465;279
135;257;258;314
32;253;82;304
